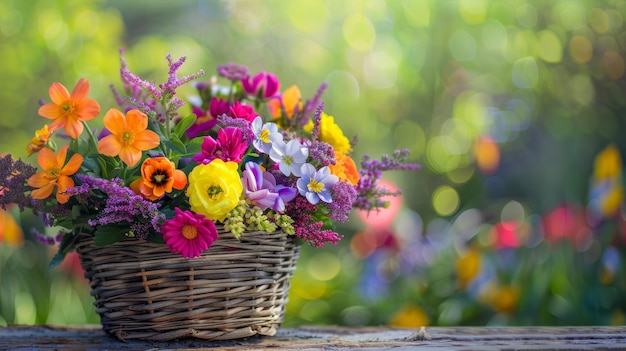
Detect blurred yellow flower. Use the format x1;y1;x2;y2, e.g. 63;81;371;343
479;282;519;314
186;159;242;222
456;247;481;288
590;144;624;218
389;303;430;327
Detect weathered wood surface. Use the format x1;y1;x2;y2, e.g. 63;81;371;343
1;325;625;350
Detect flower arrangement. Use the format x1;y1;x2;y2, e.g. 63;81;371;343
0;50;417;265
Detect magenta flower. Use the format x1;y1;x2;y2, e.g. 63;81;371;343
242;71;280;99
162;208;218;258
242;162;297;212
186;97;229;138
192;126;247;164
229;101;257;122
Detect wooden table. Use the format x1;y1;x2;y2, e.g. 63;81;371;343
2;325;625;350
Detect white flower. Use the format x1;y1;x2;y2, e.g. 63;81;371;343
270;139;309;176
251;116;282;154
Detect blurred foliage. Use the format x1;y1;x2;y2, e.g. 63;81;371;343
1;0;626;327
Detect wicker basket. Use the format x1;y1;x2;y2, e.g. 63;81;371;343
75;227;300;341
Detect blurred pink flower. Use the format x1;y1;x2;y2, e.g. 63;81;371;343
357;179;402;231
492;221;521;249
542;202;587;244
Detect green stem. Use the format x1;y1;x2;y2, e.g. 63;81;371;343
81;121;99;154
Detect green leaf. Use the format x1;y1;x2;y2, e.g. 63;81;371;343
173;114;196;139
49;233;78;268
93;225;128;246
81;157;101;176
164;133;186;154
147;232;165;244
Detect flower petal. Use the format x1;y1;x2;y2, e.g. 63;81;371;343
38;103;61;120
97;134;123;157
48;82;70;105
133;130;160;150
70;78;90;101
126;109;149;132
102;108;127;134
61;153;84;176
119;146;143;168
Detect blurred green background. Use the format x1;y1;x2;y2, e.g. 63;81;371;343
1;0;625;327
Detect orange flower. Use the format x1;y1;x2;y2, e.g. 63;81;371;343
130;157;187;201
26;125;53;155
268;85;302;119
97;108;160;167
38;78;101;139
329;152;360;185
0;209;24;247
27;145;83;204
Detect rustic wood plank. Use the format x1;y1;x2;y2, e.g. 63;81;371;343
1;325;625;350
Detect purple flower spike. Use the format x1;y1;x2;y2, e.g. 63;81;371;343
296;163;339;205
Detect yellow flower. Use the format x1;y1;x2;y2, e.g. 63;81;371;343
456;248;481;288
389;304;430;328
304;113;351;155
26;125;53;156
591;144;624;218
186;159;242;222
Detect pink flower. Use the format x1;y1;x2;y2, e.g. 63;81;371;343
192;126;247;164
242;71;280;99
229;101;257;122
186;97;229;138
162;208;218;258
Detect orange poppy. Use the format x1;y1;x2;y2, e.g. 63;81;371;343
329;152;360;185
26;125;53;155
97;108;160;167
38;78;101;139
130;157;187;201
27;145;83;204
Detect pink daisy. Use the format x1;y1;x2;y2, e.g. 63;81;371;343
162;208;218;258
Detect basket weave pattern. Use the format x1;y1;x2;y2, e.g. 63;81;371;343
75;227;300;341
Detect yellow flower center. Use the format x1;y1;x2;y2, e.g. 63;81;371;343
307;179;324;193
152;173;167;185
259;129;270;143
121;131;134;146
207;185;223;199
181;225;198;240
47;168;60;179
283;155;293;166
